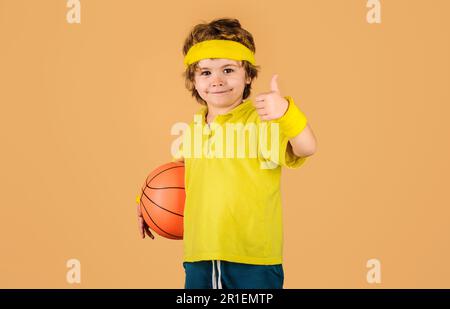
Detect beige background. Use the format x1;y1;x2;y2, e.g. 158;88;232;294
1;0;449;288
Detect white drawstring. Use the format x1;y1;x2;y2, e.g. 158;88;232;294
212;260;217;289
217;260;222;289
211;260;222;289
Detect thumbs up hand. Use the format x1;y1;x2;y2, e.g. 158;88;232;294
253;74;289;121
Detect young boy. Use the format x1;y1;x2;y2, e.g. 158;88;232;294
137;18;317;289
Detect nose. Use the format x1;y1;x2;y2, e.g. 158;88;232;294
211;74;224;87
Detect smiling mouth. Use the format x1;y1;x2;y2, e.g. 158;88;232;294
211;89;231;94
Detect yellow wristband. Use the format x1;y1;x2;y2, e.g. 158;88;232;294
276;96;308;138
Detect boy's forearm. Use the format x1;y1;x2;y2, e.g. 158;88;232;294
275;96;316;158
289;123;317;158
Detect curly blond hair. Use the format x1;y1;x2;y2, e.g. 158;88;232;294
182;18;261;105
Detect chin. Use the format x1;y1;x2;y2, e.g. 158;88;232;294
209;97;235;106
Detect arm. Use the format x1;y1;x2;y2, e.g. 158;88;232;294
289;123;317;158
252;74;317;159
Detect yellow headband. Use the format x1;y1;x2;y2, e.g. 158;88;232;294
183;39;256;67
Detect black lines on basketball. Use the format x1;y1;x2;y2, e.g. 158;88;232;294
140;200;182;239
139;162;185;240
146;165;184;187
141;190;183;217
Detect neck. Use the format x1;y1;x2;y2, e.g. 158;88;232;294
205;97;244;124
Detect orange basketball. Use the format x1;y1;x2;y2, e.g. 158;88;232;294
139;161;185;240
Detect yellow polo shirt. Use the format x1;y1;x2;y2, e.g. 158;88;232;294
176;96;308;265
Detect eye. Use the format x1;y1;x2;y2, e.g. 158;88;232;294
200;71;211;76
224;68;234;73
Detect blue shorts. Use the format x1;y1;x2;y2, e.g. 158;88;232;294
183;260;284;289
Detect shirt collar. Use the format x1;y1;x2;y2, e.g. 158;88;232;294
197;98;252;119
